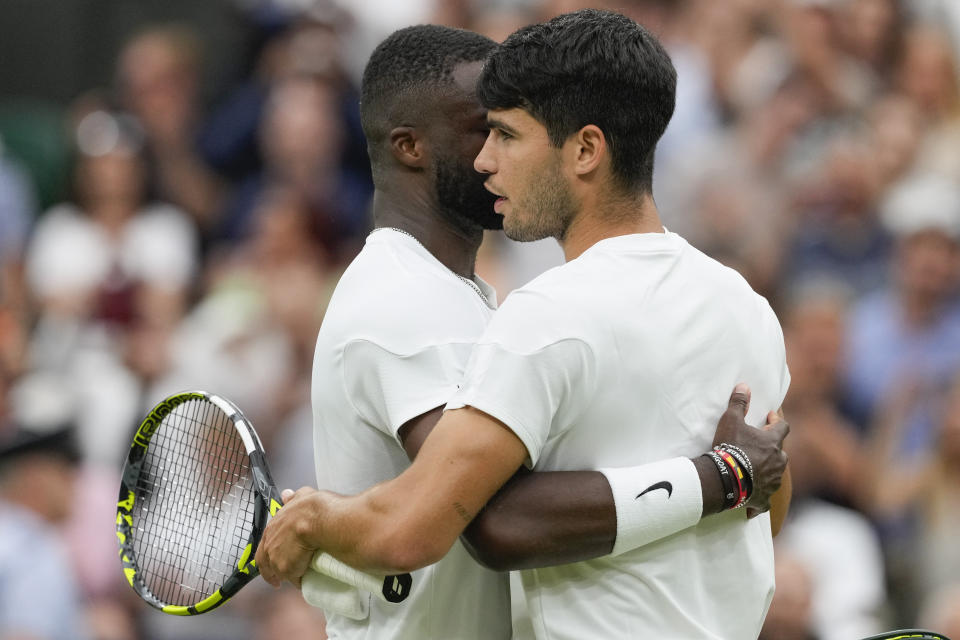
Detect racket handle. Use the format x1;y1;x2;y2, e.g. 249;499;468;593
310;551;412;604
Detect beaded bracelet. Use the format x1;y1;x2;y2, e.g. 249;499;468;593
717;443;754;498
717;449;748;509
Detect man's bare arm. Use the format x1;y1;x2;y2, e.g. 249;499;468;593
255;406;528;583
255;394;789;584
399;407;616;569
398;389;788;571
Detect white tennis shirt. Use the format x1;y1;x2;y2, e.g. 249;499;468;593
448;231;790;640
311;228;511;639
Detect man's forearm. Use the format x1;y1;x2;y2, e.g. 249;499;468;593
461;468;616;570
257;406;530;584
462;456;727;571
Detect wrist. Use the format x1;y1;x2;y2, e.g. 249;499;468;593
702;446;753;511
297;491;332;550
600;457;703;556
716;443;754;500
692;455;724;516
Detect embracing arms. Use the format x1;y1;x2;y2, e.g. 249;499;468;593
400;388;789;571
255;387;790;582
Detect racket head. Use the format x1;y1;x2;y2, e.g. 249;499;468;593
859;631;952;640
116;391;282;615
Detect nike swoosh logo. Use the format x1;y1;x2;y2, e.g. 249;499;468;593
636;480;673;499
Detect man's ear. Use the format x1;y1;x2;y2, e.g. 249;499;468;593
390;126;429;169
570;124;607;177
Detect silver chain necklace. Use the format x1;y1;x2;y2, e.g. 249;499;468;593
379;227;492;307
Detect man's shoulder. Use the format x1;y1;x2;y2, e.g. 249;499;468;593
320;239;491;355
328;237;446;314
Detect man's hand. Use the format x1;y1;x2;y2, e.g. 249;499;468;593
255;487;325;588
712;384;790;517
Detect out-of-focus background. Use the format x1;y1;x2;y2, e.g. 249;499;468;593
2;0;960;638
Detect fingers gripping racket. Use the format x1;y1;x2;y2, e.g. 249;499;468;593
116;391;412;615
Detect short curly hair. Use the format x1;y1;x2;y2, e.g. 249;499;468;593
360;25;496;169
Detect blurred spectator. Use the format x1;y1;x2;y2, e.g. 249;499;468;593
0;136;36;312
894;23;959;124
844;175;960;446
778;0;877;112
781;279;865;507
787;130;892;296
200;5;369;189
150;184;329;450
116;25;226;231
685;0;791;119
0;306;27;383
26;110;197;330
868;93;925;189
0;138;36;251
5;370;134;621
220;76;371;263
0;377;89;640
898;23;960;184
685;172;787;298
629;0;722;169
864;369;960;621
656;79;817;294
773;499;887;640
24;109;197;466
836;0;904;83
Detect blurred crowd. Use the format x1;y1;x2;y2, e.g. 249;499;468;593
2;0;960;638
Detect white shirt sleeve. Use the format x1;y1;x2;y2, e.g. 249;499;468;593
342;338;474;444
447;336;597;467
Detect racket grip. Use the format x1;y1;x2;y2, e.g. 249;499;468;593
310;551;412;604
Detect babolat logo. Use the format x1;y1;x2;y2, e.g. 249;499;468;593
134;393;202;448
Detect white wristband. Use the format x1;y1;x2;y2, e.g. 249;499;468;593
600;457;703;556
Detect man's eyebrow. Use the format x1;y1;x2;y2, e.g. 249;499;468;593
486;117;519;136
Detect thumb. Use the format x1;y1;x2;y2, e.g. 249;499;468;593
281;488;296;503
727;383;751;416
766;418;790;446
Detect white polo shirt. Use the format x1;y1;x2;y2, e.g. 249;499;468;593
311;228;511;639
448;231;790;640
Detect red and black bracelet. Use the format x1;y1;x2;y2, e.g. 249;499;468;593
717;443;754;500
717;449;748;509
704;450;738;510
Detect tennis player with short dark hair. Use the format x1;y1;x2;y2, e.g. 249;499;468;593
266;14;790;639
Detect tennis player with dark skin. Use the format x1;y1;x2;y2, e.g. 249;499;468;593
258;24;790;584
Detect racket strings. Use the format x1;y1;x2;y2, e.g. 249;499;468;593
131;398;258;607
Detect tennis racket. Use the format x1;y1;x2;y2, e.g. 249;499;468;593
859;631;952;640
116;390;412;615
